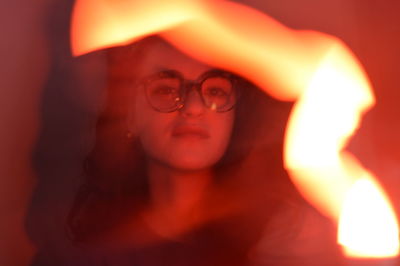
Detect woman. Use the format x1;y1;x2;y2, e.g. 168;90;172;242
65;36;340;266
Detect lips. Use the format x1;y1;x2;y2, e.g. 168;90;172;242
171;125;210;139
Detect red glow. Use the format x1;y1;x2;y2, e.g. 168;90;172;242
71;0;399;259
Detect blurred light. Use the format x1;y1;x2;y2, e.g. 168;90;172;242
283;43;375;220
338;177;399;258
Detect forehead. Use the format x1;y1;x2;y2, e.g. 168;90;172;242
138;39;211;80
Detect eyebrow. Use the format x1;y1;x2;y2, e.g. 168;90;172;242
150;67;226;79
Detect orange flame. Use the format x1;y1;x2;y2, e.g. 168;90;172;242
71;0;399;259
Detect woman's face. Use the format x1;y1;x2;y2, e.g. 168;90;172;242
130;41;235;171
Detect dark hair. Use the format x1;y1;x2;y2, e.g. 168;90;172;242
67;36;298;245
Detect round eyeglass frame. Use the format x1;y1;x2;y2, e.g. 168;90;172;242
139;69;241;113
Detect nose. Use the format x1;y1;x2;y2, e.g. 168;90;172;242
180;88;206;117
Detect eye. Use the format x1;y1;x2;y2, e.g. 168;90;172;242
202;77;232;98
147;77;181;96
204;87;229;97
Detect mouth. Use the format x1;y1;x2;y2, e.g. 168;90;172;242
171;125;210;139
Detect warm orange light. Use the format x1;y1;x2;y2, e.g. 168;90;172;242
338;177;399;258
71;0;400;259
283;35;399;258
71;0;339;101
285;34;399;258
283;42;375;220
71;0;204;55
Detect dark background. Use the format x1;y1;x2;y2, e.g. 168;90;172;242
0;0;399;265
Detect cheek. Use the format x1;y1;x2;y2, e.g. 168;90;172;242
136;112;173;156
210;111;235;154
134;94;172;155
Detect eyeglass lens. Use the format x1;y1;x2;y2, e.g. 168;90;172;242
146;75;235;112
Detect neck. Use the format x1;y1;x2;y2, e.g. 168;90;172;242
146;159;213;215
141;158;214;239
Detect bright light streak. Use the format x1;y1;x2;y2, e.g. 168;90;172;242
71;0;337;101
284;43;375;220
338;177;399;258
71;0;204;55
283;36;399;259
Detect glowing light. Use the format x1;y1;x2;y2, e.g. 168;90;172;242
71;0;400;259
338;177;399;258
71;0;204;55
283;43;375;220
283;36;399;258
71;0;337;101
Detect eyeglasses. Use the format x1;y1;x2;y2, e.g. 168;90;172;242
140;69;240;113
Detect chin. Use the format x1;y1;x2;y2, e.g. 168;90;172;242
168;157;217;172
